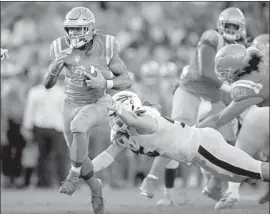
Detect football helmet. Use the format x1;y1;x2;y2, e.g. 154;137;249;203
110;91;143;133
217;7;246;41
63;7;95;48
214;44;249;84
252;34;269;53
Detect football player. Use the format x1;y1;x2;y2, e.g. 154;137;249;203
199;44;269;130
44;7;131;214
91;91;269;194
212;34;270;209
140;7;246;204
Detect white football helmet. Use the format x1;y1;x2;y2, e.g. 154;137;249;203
110;91;143;132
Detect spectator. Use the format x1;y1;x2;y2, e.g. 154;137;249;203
21;71;68;188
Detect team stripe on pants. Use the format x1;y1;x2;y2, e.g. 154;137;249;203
198;145;261;179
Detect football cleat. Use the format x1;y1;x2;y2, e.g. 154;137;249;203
59;169;80;195
202;185;224;202
91;179;105;214
215;191;240;210
140;175;158;199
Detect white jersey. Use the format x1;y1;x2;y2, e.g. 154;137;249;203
110;106;201;163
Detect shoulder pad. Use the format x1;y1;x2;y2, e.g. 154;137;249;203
230;80;263;102
199;30;223;50
49;37;67;59
105;35;120;64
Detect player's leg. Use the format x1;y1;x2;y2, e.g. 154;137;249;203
216;106;269;209
198;127;269;182
194;127;269;209
159;86;199;204
140;86;199;199
202;100;237;201
156;160;180;206
60;97;109;193
140;156;171;198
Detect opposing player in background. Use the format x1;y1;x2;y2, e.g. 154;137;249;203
44;7;131;214
91;91;269;191
208;35;269;209
140;7;247;205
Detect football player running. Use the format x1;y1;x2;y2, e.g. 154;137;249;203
140;7;246;204
44;7;131;214
91;91;269;195
210;34;269;209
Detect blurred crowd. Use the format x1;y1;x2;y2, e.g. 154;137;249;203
1;2;269;189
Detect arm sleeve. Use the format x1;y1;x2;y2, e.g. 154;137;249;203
92;151;115;173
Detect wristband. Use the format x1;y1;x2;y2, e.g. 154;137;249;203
106;80;114;89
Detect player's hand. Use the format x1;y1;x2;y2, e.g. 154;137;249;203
84;67;107;89
1;48;9;60
50;48;72;75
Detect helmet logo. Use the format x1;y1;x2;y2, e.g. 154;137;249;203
116;94;133;103
81;10;89;20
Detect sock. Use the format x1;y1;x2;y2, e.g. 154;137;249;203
227;182;241;194
164;187;173;197
165;168;176;188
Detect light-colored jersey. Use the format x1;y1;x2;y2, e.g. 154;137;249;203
110;106;201;163
230;72;269;107
50;33;116;103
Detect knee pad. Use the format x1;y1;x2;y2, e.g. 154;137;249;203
166;160;180;169
80;158;94;178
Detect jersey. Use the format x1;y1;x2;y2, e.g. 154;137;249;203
179;30;231;102
230;73;269;107
110;106;201;163
49;33;117;103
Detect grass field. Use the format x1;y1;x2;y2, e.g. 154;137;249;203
1;185;269;214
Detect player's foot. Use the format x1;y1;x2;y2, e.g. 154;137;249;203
202;185;223;202
215;191;240;210
59;169;80;196
91;179;105;214
156;197;174;206
140;175;158;199
258;188;269;204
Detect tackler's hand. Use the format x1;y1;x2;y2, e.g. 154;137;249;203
84;67;107;89
50;48;72;75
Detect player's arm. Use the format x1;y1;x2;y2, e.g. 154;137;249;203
44;42;71;89
198;30;229;92
112;106;158;135
107;37;131;90
197;96;263;129
92;143;125;173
